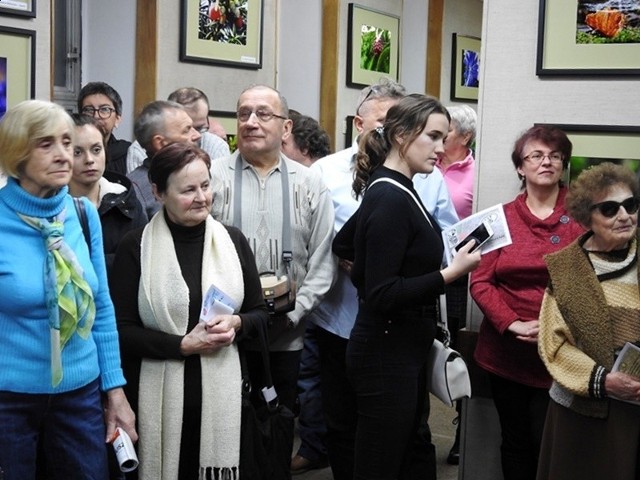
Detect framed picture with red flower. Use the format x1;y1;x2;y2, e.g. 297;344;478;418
180;0;263;69
347;4;400;88
536;0;640;76
450;33;480;102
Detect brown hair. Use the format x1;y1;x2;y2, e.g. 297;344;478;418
149;143;211;194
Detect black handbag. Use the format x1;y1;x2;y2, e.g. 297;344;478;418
239;321;294;480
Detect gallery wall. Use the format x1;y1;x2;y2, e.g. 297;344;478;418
469;0;640;328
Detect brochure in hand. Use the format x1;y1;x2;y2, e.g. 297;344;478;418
441;203;513;265
200;284;237;323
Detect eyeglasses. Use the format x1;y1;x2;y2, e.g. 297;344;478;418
523;151;564;165
236;108;288;123
194;121;209;134
590;197;640;218
355;85;380;115
81;106;116;120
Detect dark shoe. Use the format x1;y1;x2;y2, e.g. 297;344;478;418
446;442;460;465
447;414;461;465
290;454;329;475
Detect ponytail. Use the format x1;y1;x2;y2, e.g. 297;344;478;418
352;127;390;199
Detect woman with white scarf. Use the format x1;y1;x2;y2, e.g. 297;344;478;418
111;142;268;479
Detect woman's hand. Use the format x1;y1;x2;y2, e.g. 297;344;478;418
179;315;241;356
441;239;482;284
507;319;540;344
103;387;138;443
605;371;640;402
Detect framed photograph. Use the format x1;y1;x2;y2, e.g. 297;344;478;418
180;0;263;69
347;3;400;88
209;110;238;152
537;124;640;183
0;26;35;119
0;0;35;18
536;0;640;76
450;34;480;102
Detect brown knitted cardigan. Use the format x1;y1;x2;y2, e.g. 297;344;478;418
539;231;639;418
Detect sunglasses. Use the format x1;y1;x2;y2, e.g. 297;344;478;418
590;197;640;218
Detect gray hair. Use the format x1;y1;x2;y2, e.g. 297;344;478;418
134;100;185;154
446;104;477;147
355;78;406;114
237;84;290;118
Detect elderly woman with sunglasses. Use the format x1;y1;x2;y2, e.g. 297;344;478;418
470;125;584;480
536;162;640;480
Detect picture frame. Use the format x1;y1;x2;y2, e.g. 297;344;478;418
536;0;640;76
0;0;35;18
209;110;238;152
347;3;400;88
180;0;263;69
537;124;640;183
0;26;36;119
450;33;480;102
345;115;356;149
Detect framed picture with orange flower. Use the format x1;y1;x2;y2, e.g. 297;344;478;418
536;0;640;76
451;34;480;102
347;4;400;88
180;0;263;69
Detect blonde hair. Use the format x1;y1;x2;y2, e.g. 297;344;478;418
0;100;74;178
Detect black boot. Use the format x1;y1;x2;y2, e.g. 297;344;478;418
447;403;461;465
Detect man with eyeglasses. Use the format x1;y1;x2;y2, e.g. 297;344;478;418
127;100;202;218
307;79;459;480
210;85;336;477
126;87;230;173
78;82;131;175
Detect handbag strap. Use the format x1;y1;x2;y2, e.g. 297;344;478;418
369;177;452;346
369;177;433;229
73;196;91;256
233;154;292;272
239;319;280;406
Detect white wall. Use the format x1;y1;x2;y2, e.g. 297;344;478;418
82;0;137;140
277;0;323;119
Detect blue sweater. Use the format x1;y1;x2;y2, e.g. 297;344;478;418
0;177;125;393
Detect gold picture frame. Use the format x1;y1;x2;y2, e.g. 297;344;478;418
180;0;263;69
536;0;640;76
347;3;400;88
451;33;480;102
0;26;35;118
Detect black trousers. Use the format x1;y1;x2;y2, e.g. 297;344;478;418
347;313;436;480
316;326;357;480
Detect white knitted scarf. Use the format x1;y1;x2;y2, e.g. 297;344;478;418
137;212;244;480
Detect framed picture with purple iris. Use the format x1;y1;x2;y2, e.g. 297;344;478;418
347;4;400;88
536;0;640;76
450;34;480;102
0;0;36;18
536;124;640;183
0;26;36;120
180;0;263;69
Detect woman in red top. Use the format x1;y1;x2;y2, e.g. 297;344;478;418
470;125;584;480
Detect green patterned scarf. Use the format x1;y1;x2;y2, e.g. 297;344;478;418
20;208;95;386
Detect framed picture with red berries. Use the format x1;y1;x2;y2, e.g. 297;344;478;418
536;0;640;76
180;0;263;69
347;4;400;88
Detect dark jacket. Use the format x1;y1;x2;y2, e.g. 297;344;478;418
105;134;131;176
100;171;148;274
